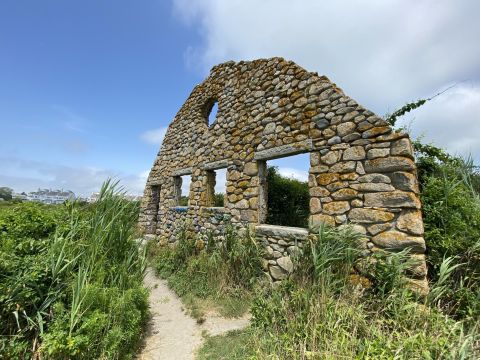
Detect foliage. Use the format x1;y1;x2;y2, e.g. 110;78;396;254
386;91;480;322
386;99;427;126
0;187;13;201
151;223;263;319
415;143;480;321
249;225;479;359
385;84;456;127
179;194;224;207
197;329;254;360
196;92;480;359
214;193;224;207
266;166;309;228
0;180;148;359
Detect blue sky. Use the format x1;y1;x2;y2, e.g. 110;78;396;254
1;1;479;196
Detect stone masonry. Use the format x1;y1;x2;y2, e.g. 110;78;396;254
140;57;427;290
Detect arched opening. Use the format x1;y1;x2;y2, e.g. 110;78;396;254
204;99;218;127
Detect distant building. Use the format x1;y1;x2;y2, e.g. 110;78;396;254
124;194;142;202
87;192;141;203
88;192;100;203
12;192;28;201
27;189;75;204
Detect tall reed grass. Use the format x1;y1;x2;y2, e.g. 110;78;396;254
250;223;479;359
0;180;148;359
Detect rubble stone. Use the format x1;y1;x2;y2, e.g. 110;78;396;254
139;57;426;289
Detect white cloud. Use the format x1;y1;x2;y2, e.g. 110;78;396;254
214;168;227;193
181;175;191;196
173;0;480;105
278;167;308;183
397;83;480;162
173;0;480;162
0;156;148;197
140;127;168;145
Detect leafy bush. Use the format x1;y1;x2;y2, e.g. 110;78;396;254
415;142;480;321
250;225;479;359
266;166;309;228
0;181;148;359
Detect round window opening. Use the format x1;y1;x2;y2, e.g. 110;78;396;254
204;99;219;127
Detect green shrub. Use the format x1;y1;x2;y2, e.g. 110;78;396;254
0;181;148;359
415;143;480;321
266;166;309;228
250;225;479;359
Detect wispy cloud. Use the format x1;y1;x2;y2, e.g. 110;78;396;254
278;167;308;183
140;126;168;145
51;104;89;133
0;156;147;196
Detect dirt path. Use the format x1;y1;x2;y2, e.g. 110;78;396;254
136;267;250;360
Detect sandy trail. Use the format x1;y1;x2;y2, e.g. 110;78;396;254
136;267;250;360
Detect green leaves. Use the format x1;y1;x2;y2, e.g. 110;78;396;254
266;166;309;228
386;99;427;126
0;180;148;359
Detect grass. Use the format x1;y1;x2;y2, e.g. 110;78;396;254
191;224;479;359
147;142;476;359
148;223;263;322
0;180;148;359
197;329;254;360
179;292;251;321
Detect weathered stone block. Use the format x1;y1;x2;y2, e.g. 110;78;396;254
348;208;395;223
270;265;288;280
255;224;309;241
240;210;257;222
364;156;415;173
316;173;340;185
330;161;356;173
364;191;421;208
367;148;390;159
396;210;424;235
358;173;391;183
323;201;350;215
321;150;341;165
371;230;425;253
391;171;419;193
362;126;391;138
343;146;366;160
367;223;391;235
391;138;413;158
331;188;358;200
310;214;335;227
350;183;395;192
243;162;258;176
277;256;294;273
309;186;330;197
336;121;356;137
310;197;322;214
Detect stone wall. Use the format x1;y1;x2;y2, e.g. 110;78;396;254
140;57;427;289
256;224;308;281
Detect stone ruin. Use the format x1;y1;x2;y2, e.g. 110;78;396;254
140;57;427;291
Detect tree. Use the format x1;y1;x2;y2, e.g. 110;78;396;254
266;166;309;228
0;187;13;201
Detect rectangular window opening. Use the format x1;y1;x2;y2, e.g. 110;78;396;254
174;175;192;206
260;153;310;228
206;168;227;207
